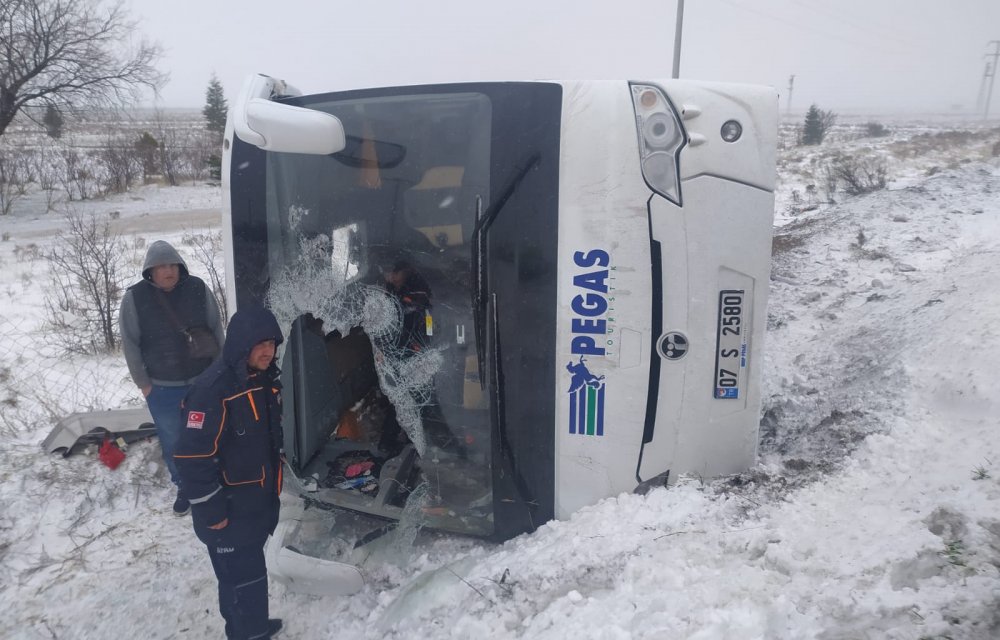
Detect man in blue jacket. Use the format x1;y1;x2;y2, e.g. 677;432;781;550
175;306;284;640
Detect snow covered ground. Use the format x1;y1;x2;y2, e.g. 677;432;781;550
1;118;999;639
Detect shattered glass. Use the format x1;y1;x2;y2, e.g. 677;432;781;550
268;216;444;456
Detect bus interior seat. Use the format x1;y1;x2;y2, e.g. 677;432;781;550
326;326;376;409
404;166;478;248
287;316;378;470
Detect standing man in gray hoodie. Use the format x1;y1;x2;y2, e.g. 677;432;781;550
120;240;225;516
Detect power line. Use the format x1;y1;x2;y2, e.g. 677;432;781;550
714;0;912;58
785;0;925;52
977;61;991;113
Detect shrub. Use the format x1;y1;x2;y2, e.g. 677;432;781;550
59;149;98;201
0;148;27;216
864;122;890;138
206;153;221;182
44;211;134;353
98;133;140;195
831;155;888;196
13;244;41;262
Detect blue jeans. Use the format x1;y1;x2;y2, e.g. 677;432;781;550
145;384;190;486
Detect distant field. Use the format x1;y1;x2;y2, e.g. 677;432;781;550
0;108;219;217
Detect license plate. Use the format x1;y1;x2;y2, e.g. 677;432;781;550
715;289;746;399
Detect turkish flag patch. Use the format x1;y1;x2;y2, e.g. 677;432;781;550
186;411;205;429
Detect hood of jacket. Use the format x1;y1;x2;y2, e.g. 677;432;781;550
142;240;189;281
224;306;284;377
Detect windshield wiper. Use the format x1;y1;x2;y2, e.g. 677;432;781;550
488;291;539;529
470;153;541;384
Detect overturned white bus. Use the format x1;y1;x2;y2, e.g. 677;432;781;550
223;74;777;550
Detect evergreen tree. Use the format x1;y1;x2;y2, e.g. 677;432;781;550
202;75;228;137
43;104;64;139
135;132;160;181
801;104;837;146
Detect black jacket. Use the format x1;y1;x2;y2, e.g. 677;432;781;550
387;269;432;351
127;275;217;382
175;306;284;544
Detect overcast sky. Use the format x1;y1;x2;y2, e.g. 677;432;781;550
127;0;1000;115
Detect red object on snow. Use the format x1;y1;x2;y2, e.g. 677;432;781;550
99;439;126;470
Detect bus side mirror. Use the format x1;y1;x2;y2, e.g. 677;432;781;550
232;74;347;155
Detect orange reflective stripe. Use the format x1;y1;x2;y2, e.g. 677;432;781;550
247;392;259;421
277;463;283;494
222;465;266;486
175;387;265;460
175;401;227;459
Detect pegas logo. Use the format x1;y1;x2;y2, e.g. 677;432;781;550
567;356;605;435
567;249;611;436
569;249;610;357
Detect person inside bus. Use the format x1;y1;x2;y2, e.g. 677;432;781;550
382;259;431;351
375;259;432;457
375;259;470;463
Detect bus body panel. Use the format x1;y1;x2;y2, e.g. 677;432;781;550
554;80;776;516
641;178;774;482
554;80;652;519
663;81;778;191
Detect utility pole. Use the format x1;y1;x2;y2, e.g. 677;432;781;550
986;41;1000;120
672;0;685;79
977;62;991;113
786;75;795;118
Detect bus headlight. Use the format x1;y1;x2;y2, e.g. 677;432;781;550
631;84;685;205
642;113;679;149
721;119;743;142
641;152;677;197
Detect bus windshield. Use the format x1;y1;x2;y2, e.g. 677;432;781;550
264;91;495;533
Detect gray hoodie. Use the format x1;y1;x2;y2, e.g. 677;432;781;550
141;240;190;281
119;241;225;388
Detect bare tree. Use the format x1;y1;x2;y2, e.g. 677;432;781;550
151;107;181;186
0;0;165;137
44;210;133;352
183;229;229;327
0;145;27;215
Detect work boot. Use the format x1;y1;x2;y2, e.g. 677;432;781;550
172;492;190;517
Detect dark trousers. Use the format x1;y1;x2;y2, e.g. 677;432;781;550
207;540;270;640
